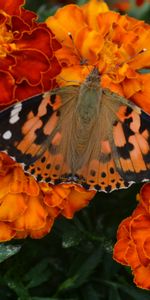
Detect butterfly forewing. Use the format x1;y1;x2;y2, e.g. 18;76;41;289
0;68;149;192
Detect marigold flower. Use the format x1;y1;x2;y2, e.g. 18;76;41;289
113;183;150;290
0;0;61;106
46;0;150;114
0;153;95;242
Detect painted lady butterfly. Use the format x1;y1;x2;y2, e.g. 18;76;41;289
0;67;149;192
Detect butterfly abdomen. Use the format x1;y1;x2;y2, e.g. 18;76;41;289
67;84;102;172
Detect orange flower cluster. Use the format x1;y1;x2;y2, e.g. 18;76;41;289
46;0;150;114
113;183;150;290
0;0;97;242
0;0;61;106
0;153;95;241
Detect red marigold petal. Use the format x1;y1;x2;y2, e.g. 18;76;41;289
0;0;24;15
11;16;30;36
140;183;150;205
143;236;150;260
20;7;37;27
136;183;150;214
0;193;27;222
0;71;15;106
113;238;129;265
116;217;131;240
15;28;55;59
0;55;16;72
0;222;16;242
125;241;141;269
41;57;61;91
14;80;43;101
0;13;7;25
51;36;62;52
130;214;150;266
12;195;48;231
11;49;50;85
133;265;150;290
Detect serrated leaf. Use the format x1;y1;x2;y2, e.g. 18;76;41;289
0;244;21;263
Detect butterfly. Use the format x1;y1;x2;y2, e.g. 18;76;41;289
0;67;149;192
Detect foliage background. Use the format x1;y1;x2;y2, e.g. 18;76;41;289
0;1;150;299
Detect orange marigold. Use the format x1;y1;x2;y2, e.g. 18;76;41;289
0;0;61;106
0;153;95;242
46;0;150;114
113;183;150;290
0;0;97;242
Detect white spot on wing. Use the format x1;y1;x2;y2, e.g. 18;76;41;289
9;102;22;124
2;130;12;140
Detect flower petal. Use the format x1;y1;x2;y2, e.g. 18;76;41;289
12;195;48;230
0;71;15;106
0;0;24;15
0;222;16;242
0;193;27;222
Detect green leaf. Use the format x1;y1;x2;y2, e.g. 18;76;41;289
7;279;30;300
62;225;82;248
120;284;150;300
81;284;101;300
24;258;52;288
108;288;121;300
55;245;103;295
31;298;77;300
0;244;21;263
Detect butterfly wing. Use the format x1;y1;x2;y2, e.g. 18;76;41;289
75;89;150;192
0;87;79;181
0;82;149;192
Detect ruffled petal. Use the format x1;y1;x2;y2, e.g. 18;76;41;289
12;195;48;231
0;222;16;242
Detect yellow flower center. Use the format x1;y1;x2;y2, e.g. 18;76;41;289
0;23;16;57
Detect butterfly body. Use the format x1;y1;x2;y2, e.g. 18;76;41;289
0;67;150;192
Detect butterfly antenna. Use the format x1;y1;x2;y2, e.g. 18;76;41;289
104;48;149;76
58;75;82;85
68;32;91;72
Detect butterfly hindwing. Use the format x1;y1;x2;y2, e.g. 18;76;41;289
76;88;150;192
